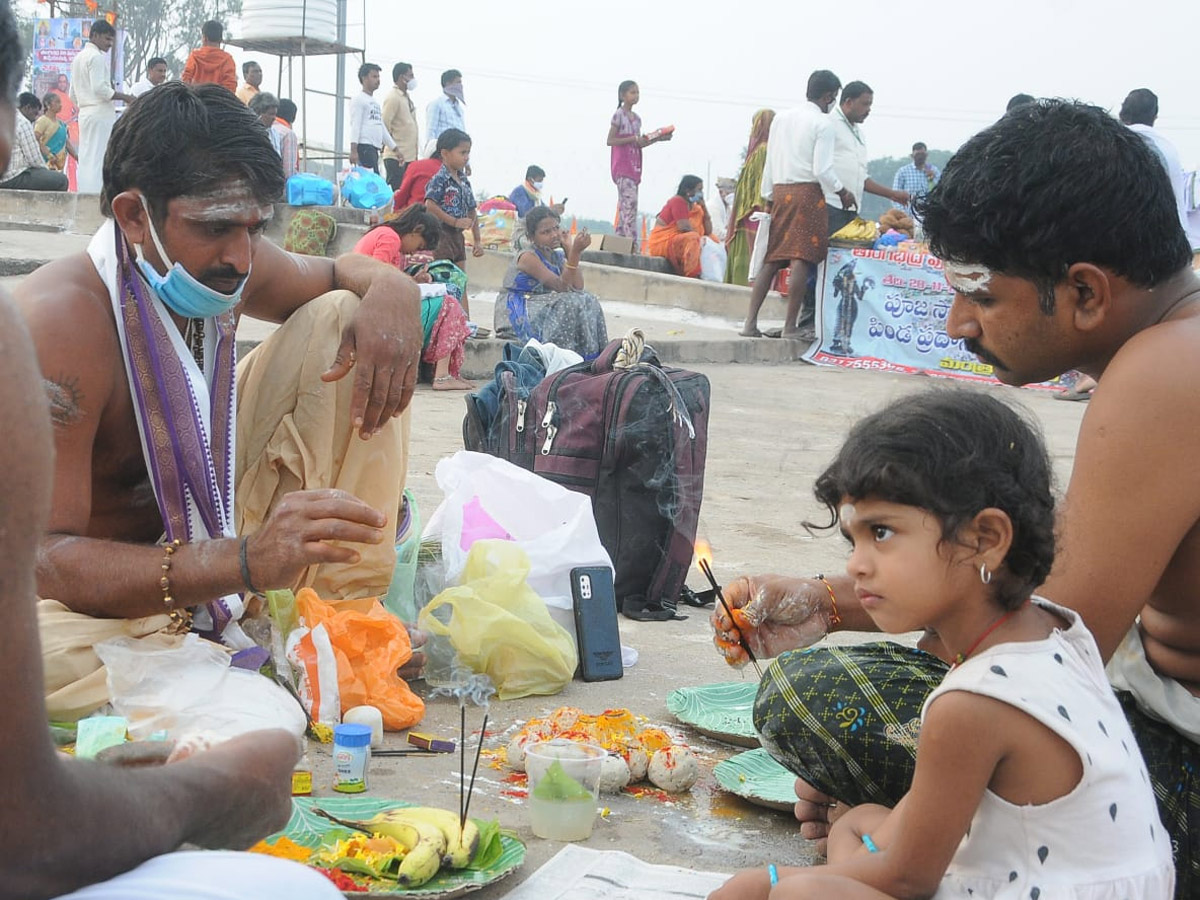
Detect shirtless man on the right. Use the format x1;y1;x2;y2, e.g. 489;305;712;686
712;100;1200;895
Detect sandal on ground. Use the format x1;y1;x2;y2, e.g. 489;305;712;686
739;326;764;338
762;327;784;339
432;375;475;391
1053;387;1092;402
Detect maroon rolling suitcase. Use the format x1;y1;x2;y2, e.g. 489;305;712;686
464;339;710;620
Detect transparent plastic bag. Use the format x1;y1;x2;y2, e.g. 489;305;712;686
418;541;578;700
96;633;306;743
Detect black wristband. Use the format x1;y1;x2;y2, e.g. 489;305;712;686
239;536;261;595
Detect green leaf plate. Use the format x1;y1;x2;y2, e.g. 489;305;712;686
666;682;761;748
713;748;797;812
267;796;526;898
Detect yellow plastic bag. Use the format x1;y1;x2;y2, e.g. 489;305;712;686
418;541;578;700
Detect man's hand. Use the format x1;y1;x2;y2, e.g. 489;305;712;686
893;190;912;206
412;266;432;284
245;489;386;588
837;188;858;211
349;146;359;166
172;730;300;849
399;626;427;681
711;574;835;665
321;269;421;438
471;243;485;258
455;216;472;229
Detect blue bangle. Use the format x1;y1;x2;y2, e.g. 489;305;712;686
767;863;778;885
861;833;879;853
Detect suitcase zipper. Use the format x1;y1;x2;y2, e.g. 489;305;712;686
516;399;526;432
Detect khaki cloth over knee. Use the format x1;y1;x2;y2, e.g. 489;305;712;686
40;291;410;721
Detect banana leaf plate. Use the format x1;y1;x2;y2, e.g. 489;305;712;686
712;748;797;812
267;796;526;898
666;682;761;748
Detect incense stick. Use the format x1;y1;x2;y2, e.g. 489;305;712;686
699;558;764;679
459;704;466;825
461;713;488;829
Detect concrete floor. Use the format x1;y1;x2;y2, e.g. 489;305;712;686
328;361;1086;895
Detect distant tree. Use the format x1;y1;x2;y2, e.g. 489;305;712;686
53;0;243;81
860;149;954;221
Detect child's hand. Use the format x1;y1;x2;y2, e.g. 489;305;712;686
706;867;773;900
472;244;485;257
413;266;432;284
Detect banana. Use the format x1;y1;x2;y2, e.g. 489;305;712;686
394;806;481;869
395;834;443;887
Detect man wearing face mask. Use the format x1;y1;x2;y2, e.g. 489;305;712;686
508;165;566;218
426;68;465;146
15;82;426;720
382;62;419;191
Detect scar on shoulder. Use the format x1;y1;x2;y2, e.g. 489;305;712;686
44;375;84;427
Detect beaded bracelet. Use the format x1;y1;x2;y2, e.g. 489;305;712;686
239;536;261;595
816;574;842;626
159;539;182;609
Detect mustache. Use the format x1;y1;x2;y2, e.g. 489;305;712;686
963;339;1006;371
199;266;248;291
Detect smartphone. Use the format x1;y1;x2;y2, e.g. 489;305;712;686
571;566;623;682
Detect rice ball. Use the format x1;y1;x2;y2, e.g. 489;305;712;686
620;746;649;782
506;734;531;772
647;745;699;793
598;754;632;793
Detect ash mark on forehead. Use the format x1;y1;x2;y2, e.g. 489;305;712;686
943;260;994;294
173;179;274;223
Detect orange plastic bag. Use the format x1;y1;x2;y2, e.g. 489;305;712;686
295;588;425;730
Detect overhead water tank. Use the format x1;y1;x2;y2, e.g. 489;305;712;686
239;0;339;44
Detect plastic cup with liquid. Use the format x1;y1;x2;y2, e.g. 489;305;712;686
524;739;605;841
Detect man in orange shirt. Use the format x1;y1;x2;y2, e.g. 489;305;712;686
181;20;237;94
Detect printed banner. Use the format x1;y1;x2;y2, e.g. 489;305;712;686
31;19;125;192
804;244;1059;389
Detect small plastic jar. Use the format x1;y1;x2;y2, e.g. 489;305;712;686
332;723;372;793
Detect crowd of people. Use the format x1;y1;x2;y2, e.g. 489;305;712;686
2;6;1200;898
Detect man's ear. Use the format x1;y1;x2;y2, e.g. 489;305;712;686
1063;262;1112;333
109;191;150;246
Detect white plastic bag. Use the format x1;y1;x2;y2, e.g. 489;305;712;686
699;237;727;282
747;211;771;282
96;633;306;743
422;451;612;620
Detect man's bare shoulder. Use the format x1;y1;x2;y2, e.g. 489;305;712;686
14;253;120;424
1099;306;1200;403
14;252;118;352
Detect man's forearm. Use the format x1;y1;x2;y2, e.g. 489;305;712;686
38;533;244;618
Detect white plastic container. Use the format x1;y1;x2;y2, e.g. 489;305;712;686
239;0;338;44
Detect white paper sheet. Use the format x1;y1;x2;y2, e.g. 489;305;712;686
498;845;729;900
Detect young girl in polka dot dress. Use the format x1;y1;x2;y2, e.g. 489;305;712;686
711;389;1173;900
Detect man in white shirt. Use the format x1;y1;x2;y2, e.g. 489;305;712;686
1119;88;1190;240
70;19;134;193
348;62;393;175
742;70;849;340
381;62;419;190
826;81;910;235
129;57;168;98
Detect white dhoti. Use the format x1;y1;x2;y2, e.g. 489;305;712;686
76;105;115;194
53;851;341;899
1107;622;1200;743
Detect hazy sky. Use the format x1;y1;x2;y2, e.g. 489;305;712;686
30;0;1200;221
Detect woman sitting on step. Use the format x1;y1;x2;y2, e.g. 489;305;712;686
497;206;608;359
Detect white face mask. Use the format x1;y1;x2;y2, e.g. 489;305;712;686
405;76;417;92
531;181;544;192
